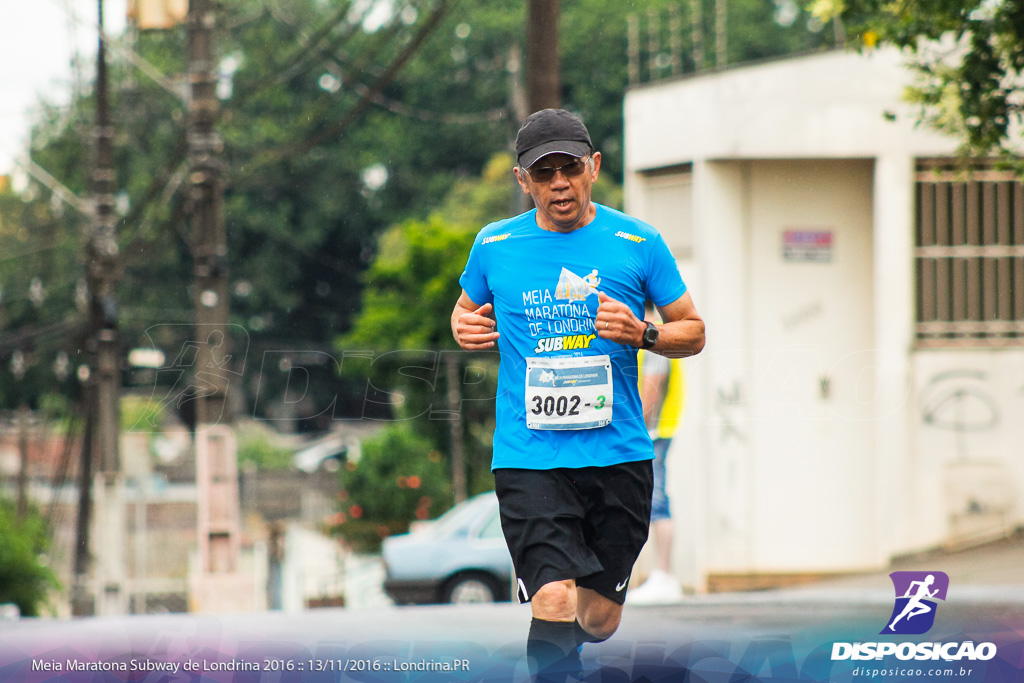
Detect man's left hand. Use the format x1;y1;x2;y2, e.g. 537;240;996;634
595;291;645;347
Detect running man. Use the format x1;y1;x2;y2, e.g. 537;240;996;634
888;574;939;632
452;109;705;681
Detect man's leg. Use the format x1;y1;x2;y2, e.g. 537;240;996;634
528;583;625;680
529;580;582;682
575;587;623;642
494;468;602;682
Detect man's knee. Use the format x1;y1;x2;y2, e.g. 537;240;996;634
576;590;623;640
532;580;577;622
580;610;621;640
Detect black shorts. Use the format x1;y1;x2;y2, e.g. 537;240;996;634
493;459;654;606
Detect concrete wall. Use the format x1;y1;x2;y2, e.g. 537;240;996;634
624;49;954;165
906;351;1024;550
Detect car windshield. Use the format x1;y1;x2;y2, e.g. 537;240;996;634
428;494;495;538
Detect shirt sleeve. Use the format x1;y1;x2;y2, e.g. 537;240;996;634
644;231;688;306
459;234;493;306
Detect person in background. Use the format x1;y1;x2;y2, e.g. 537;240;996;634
629;303;686;605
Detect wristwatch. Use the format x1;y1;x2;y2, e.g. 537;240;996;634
640;321;659;349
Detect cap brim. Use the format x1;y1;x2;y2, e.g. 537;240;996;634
519;140;590;169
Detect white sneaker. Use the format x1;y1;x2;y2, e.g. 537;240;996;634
627;570;684;605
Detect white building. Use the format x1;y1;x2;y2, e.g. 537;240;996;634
624;48;1024;592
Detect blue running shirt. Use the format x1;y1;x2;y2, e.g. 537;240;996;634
460;203;688;470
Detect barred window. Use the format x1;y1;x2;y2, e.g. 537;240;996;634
915;160;1024;347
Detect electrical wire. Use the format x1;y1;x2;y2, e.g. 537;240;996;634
345;78;507;124
233;0;455;182
262;1;359;89
45;413;80;536
46;0;185;102
0;318;86;354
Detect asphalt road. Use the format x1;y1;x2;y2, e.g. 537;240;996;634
2;584;1023;683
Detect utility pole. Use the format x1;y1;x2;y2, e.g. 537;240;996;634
526;0;560;112
445;354;467;504
522;0;560;214
188;0;229;399
16;406;29;519
85;0;127;617
71;409;94;616
187;0;246;611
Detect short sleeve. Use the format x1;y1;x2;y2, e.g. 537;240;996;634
459;235;493;306
644;232;687;306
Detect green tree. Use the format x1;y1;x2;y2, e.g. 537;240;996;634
337;153;525;502
4;0;829;422
334;424;452;551
816;0;1024;155
236;421;295;471
0;502;60;617
0;183;85;411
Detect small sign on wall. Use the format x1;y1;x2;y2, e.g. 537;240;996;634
782;229;833;263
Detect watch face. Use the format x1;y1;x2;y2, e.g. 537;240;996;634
643;323;658;347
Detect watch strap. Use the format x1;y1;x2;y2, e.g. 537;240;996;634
641;321;658;349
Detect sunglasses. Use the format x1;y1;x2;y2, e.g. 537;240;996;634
522;155;591;183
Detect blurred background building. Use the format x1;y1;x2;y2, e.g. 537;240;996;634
625;47;1023;593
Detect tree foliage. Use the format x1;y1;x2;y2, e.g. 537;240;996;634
336;153;518;508
0;184;85;410
1;0;832;422
0;502;60;617
333;424;452;551
817;0;1024;155
235;420;296;471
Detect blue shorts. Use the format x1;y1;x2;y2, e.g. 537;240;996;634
650;437;672;522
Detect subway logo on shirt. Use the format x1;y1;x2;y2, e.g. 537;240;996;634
533;333;597;354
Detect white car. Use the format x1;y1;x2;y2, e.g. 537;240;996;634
382;492;514;605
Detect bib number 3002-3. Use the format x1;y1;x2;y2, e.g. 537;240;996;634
525;355;613;430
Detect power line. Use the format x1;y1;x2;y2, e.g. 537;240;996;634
345;79;507;124
0;233;80;264
261;0;360;90
0;318;86;353
46;0;186;101
14;156;92;215
234;0;455;181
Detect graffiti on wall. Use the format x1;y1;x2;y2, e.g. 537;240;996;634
919;369;1000;461
715;380;746;445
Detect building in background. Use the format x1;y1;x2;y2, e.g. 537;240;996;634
624;47;1023;593
0;412;377;615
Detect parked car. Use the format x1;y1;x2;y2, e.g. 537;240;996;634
382;491;513;605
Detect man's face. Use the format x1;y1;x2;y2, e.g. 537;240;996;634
514;151;602;232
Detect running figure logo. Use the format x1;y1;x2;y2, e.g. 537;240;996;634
554;267;600;302
881;571;949;635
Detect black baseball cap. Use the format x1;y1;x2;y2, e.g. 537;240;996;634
515;109;593;169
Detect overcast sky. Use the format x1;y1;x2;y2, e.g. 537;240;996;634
0;0;127;176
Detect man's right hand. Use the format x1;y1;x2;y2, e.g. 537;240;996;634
454;302;500;350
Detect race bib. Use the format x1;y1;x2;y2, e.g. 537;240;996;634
525;355;613;430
